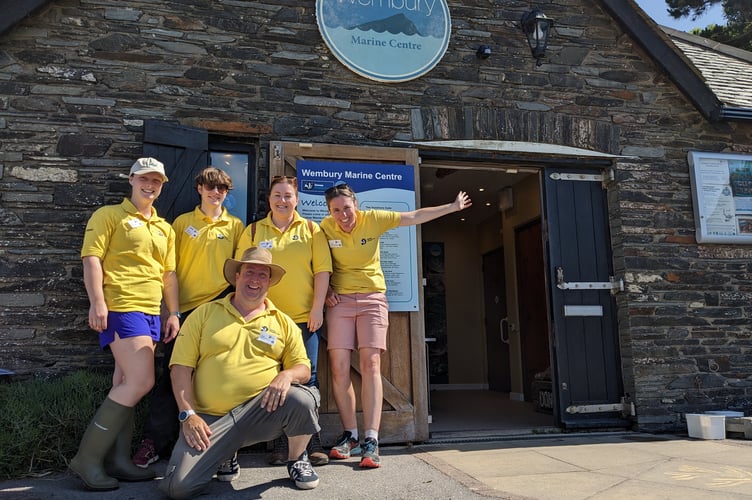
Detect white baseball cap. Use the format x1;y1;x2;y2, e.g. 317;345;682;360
129;157;168;182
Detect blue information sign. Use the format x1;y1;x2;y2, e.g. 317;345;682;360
297;160;419;311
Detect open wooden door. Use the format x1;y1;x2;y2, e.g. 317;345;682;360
270;141;428;445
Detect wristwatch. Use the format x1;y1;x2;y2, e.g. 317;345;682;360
178;409;196;423
170;311;181;318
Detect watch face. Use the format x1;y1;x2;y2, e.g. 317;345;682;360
179;410;189;422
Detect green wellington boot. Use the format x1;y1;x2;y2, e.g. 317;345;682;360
69;398;130;491
104;407;156;482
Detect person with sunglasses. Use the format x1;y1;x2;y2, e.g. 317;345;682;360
322;183;471;468
133;167;245;481
234;175;332;466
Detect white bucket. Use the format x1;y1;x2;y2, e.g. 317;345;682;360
686;413;726;439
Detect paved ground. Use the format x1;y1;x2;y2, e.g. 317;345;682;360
2;432;752;499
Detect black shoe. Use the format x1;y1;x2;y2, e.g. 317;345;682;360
287;451;320;490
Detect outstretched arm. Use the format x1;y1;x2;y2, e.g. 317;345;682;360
399;191;472;227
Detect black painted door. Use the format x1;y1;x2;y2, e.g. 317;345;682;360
543;167;628;428
143;119;208;223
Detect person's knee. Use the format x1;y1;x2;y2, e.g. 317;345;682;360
134;374;155;398
159;468;205;500
287;385;319;411
359;354;381;376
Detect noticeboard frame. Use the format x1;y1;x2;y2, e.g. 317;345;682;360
688;151;752;244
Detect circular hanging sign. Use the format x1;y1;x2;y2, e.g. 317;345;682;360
316;0;451;83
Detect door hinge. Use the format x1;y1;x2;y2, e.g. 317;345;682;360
556;267;624;295
550;169;614;188
566;396;635;418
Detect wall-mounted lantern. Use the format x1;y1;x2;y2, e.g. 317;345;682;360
520;9;554;66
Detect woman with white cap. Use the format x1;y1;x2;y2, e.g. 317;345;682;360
70;157;180;491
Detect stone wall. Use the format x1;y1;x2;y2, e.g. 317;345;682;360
1;0;751;430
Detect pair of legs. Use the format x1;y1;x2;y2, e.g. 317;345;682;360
326;292;389;439
160;384;321;499
329;347;383;432
71;314;159;490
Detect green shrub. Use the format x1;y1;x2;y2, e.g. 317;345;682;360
0;370;149;479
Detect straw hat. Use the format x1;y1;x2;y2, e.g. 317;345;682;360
223;246;285;286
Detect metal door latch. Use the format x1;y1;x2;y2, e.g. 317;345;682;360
556;267;624;295
566;396;636;417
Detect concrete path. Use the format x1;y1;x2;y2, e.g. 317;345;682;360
2;432;752;499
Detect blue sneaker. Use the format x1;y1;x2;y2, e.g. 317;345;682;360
359;437;380;468
329;431;361;459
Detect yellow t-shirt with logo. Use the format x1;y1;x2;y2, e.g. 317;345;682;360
173;206;244;312
81;198;175;315
235;212;332;323
170;296;310;416
320;209;400;294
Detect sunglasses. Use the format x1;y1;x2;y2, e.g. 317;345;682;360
324;183;352;196
202;183;229;193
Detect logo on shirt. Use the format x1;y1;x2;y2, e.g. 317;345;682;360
360;237;376;246
292;235;300;241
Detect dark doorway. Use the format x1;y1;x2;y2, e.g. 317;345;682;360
482;247;510;392
515;219;551;402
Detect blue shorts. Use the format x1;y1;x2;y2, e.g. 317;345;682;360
99;311;160;349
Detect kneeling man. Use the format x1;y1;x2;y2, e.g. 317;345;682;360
160;247;321;499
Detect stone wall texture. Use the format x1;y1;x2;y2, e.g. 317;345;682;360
1;0;751;431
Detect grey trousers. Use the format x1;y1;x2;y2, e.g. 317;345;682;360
159;384;321;499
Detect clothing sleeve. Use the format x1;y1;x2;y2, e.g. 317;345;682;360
235;225;253;259
169;304;205;369
230;217;245;250
371;209;401;235
310;221;333;274
80;207;114;259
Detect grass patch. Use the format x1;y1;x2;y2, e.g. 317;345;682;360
0;370;149;479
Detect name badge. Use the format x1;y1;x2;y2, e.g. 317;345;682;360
260;240;273;249
128;218;144;228
329;239;342;248
185;226;199;238
258;331;277;346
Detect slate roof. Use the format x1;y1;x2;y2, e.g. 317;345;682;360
664;27;752;110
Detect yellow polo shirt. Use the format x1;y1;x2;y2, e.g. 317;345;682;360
81;198;175;315
235;212;332;323
170;296;310;416
173;206;244;312
320;209;400;294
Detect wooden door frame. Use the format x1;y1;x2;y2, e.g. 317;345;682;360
269;141;429;444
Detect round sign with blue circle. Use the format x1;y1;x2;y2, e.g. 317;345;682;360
316;0;451;83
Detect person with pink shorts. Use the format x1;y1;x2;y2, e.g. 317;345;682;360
320;183;471;468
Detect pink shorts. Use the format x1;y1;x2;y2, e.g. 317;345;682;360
325;292;389;351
